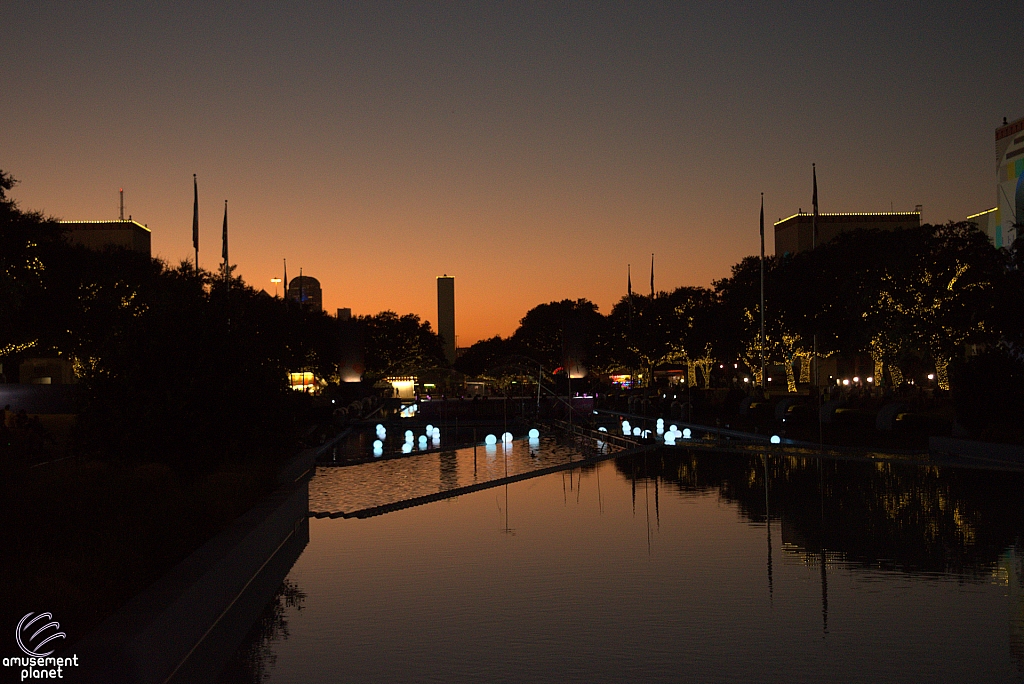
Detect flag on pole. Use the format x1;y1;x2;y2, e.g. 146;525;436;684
760;193;765;245
192;174;199;262
812;163;818;247
650;253;654;298
222;200;228;264
627;264;632;298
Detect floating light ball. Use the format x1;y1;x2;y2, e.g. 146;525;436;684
485;434;497;445
501;432;513;443
432;427;440;438
664;433;676;445
632;427;641;436
405;430;414;441
375;424;384;432
683;428;692;439
418;435;427;447
656;418;665;426
425;424;434;433
770;435;781;444
402;442;412;453
373;439;383;449
598;426;608;432
669;425;678;433
528;428;540;439
373;447;383;457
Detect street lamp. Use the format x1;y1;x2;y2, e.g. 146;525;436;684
271;277;282;297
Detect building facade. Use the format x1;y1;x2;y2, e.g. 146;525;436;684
774;212;921;256
996;115;1024;247
60;220;152;256
968;114;1024;248
437;275;456;365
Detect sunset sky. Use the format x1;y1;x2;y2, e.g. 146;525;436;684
2;2;1021;344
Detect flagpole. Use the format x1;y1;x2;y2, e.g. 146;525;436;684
192;174;199;274
222;199;228;274
812;163;822;450
628;264;633;389
760;193;766;390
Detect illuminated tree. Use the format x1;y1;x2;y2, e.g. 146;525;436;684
872;223;1003;390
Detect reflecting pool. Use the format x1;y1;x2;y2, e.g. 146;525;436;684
221;450;1024;683
311;435;609;515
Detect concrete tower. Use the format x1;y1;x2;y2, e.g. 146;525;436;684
437;275;456;365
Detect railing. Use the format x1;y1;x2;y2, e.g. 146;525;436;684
546;418;639;451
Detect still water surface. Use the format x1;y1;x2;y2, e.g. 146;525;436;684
227;448;1024;682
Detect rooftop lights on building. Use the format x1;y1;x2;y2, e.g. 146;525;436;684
773;211;920;226
59;219;152;232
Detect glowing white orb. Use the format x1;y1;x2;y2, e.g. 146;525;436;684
632;427;641;436
402;442;412;453
528;428;540;439
432;427;440;437
598;427;608;432
770;435;781;444
501;432;513;443
373;439;382;449
664;433;676;445
485;434;497;445
683;428;692;439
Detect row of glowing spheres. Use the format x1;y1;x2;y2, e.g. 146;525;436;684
615;418;693;444
371;425;542;457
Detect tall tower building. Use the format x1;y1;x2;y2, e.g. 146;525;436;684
286;275;322;312
996;115;1024;248
967;115;1024;248
437;275;456;365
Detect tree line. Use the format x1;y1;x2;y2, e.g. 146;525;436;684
455;221;1024;401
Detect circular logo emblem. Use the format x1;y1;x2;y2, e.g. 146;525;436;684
16;612;66;657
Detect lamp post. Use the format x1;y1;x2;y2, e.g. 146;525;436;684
271;277;282;297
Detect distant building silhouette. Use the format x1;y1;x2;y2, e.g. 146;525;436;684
287;275;322;312
437;275;455;365
773;212;920;256
337;307;351;320
60;219;151;256
968;114;1024;248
